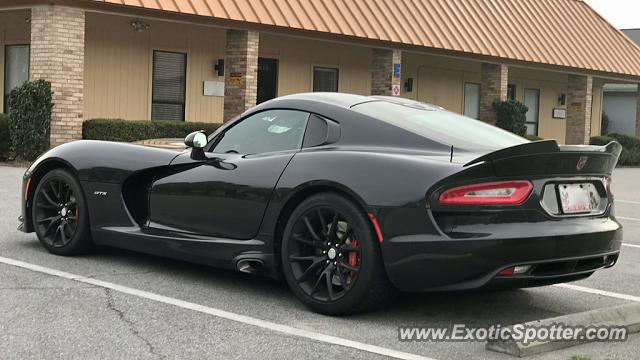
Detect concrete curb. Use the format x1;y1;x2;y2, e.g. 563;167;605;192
486;302;640;357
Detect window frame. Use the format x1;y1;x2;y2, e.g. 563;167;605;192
312;66;339;92
151;49;188;122
463;82;481;119
523;87;541;136
206;108;312;155
3;44;30;114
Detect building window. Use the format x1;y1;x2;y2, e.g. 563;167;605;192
463;82;480;119
3;45;30;113
524;88;540;136
507;84;516;101
152;51;187;121
313;67;339;92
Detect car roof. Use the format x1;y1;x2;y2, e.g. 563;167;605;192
271;92;443;111
272;92;376;108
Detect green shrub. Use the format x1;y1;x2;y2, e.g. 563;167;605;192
589;135;616;147
0;113;9;160
590;133;640;166
7;80;53;161
602;133;640;150
83;119;223;142
492;100;528;137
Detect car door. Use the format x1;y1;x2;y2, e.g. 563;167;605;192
147;109;311;239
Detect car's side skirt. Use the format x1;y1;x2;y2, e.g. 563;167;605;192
91;227;279;278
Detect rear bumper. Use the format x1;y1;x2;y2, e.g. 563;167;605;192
381;217;622;292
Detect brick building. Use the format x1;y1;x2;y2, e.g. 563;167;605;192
2;0;640;146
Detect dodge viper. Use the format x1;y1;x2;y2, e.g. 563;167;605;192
19;93;622;315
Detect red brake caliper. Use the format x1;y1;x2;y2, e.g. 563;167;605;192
348;239;359;279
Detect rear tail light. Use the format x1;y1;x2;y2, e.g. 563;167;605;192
498;265;531;276
438;180;533;205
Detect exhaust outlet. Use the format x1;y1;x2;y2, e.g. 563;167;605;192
236;259;264;274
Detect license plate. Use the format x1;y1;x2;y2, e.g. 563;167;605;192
558;183;594;214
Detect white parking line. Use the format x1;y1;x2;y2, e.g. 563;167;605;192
553;283;640;302
616;216;640;222
622;243;640;249
0;256;432;360
616;199;640;205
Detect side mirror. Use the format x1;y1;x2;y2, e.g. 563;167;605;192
184;131;207;149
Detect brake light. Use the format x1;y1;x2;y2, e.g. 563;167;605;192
438;181;533;205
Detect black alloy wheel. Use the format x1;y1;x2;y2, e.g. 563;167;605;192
281;193;394;315
287;206;361;302
34;177;78;247
32;169;93;255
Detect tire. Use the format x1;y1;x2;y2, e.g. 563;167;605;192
31;168;94;255
281;192;394;315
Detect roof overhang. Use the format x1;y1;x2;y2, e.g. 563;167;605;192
4;0;640;82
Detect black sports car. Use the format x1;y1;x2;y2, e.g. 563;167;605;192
19;93;622;315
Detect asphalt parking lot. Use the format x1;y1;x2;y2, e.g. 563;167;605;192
1;165;639;360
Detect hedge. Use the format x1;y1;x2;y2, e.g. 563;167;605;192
0;113;9;160
7;80;53;161
590;133;640;167
493;100;528;137
83;119;223;143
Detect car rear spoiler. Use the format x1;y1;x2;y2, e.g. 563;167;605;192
464;140;622;176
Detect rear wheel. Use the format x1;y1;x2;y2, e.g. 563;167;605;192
281;192;394;315
32;169;93;255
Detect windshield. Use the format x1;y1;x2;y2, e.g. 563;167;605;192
352;99;528;150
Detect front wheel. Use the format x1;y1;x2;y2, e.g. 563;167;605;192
281;193;394;315
32;168;93;255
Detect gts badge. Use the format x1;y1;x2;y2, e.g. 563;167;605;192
93;191;108;197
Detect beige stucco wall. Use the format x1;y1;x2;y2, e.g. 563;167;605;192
510;69;604;142
84;12;226;122
401;54;605;144
85;18;374;122
259;33;372;96
0;10;31;114
401;51;481;113
508;67;569;142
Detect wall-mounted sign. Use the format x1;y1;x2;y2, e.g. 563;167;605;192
393;63;401;78
203;80;225;97
391;84;401;96
552;107;567;119
569;102;582;112
228;72;243;86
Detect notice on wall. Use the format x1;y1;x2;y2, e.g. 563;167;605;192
569;102;582;112
552;107;567;119
393;63;401;78
392;84;401;96
228;72;243;86
203;81;225;96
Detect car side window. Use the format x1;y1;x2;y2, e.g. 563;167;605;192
212;110;310;154
302;114;329;148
